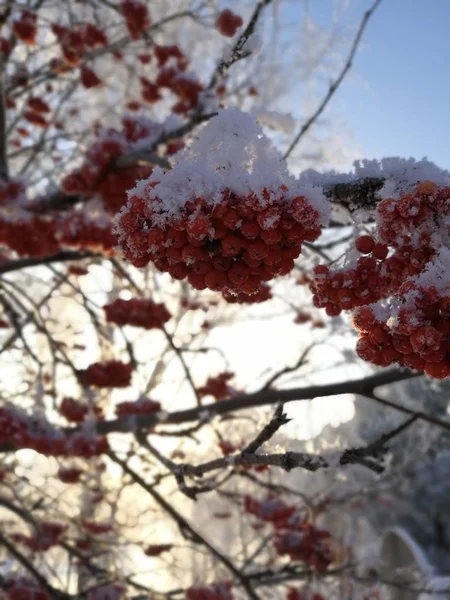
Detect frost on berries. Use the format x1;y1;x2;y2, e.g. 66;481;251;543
310;167;450;378
116;109;329;302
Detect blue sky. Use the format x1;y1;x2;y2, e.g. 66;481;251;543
289;0;450;170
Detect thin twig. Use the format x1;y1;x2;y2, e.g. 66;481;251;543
283;0;382;159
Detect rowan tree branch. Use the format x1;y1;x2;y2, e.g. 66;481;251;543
0;250;97;275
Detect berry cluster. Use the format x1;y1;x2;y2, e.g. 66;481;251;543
27;96;50;114
244;495;296;526
82;360;134;388
104;298;171;329
51;22;108;66
59;213;117;253
215;9;243;37
81;66;102;88
67;265;89;276
244;495;333;571
154;68;203;115
60;397;91;423
0;406;109;456
198;372;236;401
120;0;151;40
116;398;161;417
310;183;450;318
61;116;159;213
310;182;450;377
118;186;322;301
274;524;332;571
24;110;48;127
186;582;233;600
0;177;26;205
354;261;450;378
0;216;59;257
12;522;66;552
12;11;38;45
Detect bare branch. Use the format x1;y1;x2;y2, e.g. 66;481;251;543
284;0;382;159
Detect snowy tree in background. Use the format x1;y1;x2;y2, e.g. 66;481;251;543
0;0;449;599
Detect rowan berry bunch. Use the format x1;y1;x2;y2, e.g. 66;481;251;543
0;406;108;457
61;115;175;214
311;182;450;315
244;495;297;526
58;212;117;253
186;581;233;600
274;524;333;571
0;215;59;257
120;0;151;40
243;494;333;570
115;397;161;417
12;10;38;45
117;110;327;301
215;9;244;37
310;180;450;378
81;360;134;388
51;22;108;67
59;397;93;423
197;372;236;401
104;298;171;329
136;42;202;114
118;182;322;300
354;249;450;378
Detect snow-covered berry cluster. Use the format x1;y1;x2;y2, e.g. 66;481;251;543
116;109;328;302
310;173;450;378
354;248;450;378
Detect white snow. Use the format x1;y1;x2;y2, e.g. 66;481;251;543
126;108;330;227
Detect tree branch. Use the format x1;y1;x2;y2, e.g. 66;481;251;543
284;0;382;159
